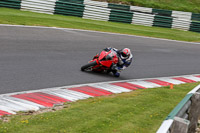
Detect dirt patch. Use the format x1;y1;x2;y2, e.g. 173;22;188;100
0;103;71;123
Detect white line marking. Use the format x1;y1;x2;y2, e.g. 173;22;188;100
182;76;200;82
64;89;92;99
92;83;131;93
89;84;122;93
128;81;161;88
0;99;27;112
0;97;40;111
44;92;78;101
43;90;82;101
0;105;16;114
0;24;200;45
158;78;185;85
1;96;45;109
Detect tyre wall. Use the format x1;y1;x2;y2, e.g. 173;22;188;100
0;0;200;32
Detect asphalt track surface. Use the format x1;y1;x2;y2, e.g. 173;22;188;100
0;25;200;94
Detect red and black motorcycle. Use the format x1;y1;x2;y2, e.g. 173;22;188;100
81;49;118;73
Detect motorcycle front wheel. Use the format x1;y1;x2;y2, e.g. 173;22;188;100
81;61;98;71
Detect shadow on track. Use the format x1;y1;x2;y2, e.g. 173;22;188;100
80;70;127;80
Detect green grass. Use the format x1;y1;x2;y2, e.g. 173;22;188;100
1;8;200;42
0;82;199;133
96;0;200;13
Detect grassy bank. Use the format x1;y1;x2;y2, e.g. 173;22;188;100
96;0;200;13
0;8;200;42
0;82;199;133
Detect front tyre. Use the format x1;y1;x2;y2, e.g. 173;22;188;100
81;61;97;71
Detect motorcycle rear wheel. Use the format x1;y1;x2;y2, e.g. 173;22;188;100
81;61;98;71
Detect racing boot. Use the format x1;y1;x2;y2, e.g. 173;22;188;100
112;70;120;77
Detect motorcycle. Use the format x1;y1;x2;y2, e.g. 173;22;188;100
81;49;119;74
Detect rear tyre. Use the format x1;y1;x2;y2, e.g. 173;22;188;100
81;61;97;71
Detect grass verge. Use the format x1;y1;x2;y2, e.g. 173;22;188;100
1;8;200;42
0;82;199;133
96;0;200;13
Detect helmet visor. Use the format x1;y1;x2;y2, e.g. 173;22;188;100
121;52;128;58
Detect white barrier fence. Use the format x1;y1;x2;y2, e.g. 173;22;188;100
83;4;110;21
21;0;56;14
132;12;155;26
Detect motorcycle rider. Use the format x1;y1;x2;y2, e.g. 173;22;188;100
104;47;133;77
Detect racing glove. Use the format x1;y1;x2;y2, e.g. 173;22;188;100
111;65;122;72
103;47;111;52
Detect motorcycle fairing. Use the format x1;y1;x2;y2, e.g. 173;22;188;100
98;50;118;68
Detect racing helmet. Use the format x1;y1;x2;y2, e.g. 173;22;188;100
120;48;131;59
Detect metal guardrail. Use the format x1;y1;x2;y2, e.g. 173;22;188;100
157;84;200;133
0;0;200;32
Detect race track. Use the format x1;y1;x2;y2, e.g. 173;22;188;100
0;25;200;94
